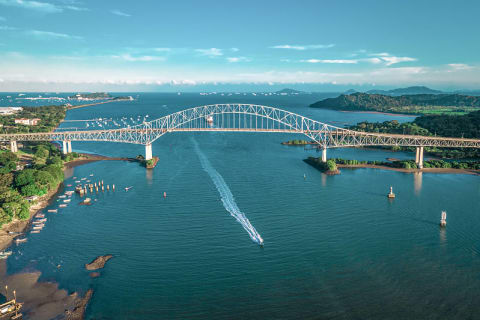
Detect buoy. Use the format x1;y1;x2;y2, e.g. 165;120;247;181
440;211;447;227
387;186;395;199
163;192;167;198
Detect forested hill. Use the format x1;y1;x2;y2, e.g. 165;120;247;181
414;110;480;138
309;92;480;114
350;111;480;139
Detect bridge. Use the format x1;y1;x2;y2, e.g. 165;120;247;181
2;104;480;168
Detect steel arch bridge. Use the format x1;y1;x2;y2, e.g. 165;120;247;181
1;104;480;166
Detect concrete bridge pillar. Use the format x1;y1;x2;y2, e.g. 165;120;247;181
10;141;17;153
145;143;152;161
67;140;72;153
415;146;424;169
321;146;327;163
62;141;68;154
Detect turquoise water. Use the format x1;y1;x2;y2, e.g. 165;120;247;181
5;94;480;319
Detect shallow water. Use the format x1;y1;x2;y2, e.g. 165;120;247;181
5;93;480;319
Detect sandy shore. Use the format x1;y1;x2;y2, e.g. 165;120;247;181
337;164;480;175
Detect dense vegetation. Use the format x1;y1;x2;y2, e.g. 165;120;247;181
349;111;480;159
304;157;338;173
305;157;480;173
68;92;111;99
282;139;311;145
0;143;79;226
309;92;480;115
0;105;65;134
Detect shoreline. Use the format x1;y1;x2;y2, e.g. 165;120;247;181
339;110;417;117
0;153;138;251
336;163;480;175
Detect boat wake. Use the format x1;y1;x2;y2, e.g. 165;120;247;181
191;138;264;246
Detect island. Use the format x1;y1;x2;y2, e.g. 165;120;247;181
309;92;480;115
85;255;114;270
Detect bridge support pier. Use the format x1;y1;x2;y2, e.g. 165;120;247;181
321;146;327;163
10;141;17;153
62;141;68;154
415;146;424;169
67;140;72;153
145;143;152;161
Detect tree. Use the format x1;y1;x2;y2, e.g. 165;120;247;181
15;169;36;187
34;170;56;190
326;159;337;172
0;151;17;165
0;173;13;189
21;183;45;196
34;145;49;159
0;207;12;225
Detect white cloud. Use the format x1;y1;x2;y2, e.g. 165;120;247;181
0;0;87;13
111;9;130;17
111;54;165;62
195;48;223;57
301;59;358;64
0;16;5;21
27;29;83;40
448;63;473;70
270;44;335;50
363;53;417;66
380;56;417;66
230;47;239;52
226;56;250;63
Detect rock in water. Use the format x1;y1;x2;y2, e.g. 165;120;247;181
85;255;113;270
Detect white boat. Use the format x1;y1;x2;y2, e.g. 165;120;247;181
15;238;27;244
31;230;40;234
33;225;44;230
0;251;12;256
125;186;133;191
36;214;45;218
63;199;71;203
59;204;67;208
58;195;66;199
47;209;58;213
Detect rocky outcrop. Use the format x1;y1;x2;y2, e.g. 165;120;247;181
85;255;113;271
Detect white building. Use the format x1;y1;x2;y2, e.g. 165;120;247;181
15;118;41;125
0;107;23;115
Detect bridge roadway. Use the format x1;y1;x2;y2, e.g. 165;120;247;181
1;103;480;169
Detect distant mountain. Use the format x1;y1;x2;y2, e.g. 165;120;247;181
344;89;357;94
309;92;480;114
453;90;480;96
366;86;444;96
275;88;307;94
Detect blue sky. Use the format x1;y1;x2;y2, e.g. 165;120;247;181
0;0;479;91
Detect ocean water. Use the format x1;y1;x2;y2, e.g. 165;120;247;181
4;93;480;319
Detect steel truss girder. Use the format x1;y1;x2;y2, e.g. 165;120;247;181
0;104;479;149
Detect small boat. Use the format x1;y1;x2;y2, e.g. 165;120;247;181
33;225;44;230
31;230;40;234
58;195;66;199
163;192;167;198
63;199;71;203
15;238;27;244
36;214;45;218
67;184;72;187
81;178;86;181
90;174;94;176
75;180;81;183
33;219;46;224
0;298;23;318
59;204;67;208
47;209;58;213
65;191;74;195
73;177;77;179
125;186;133;191
0;251;13;259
